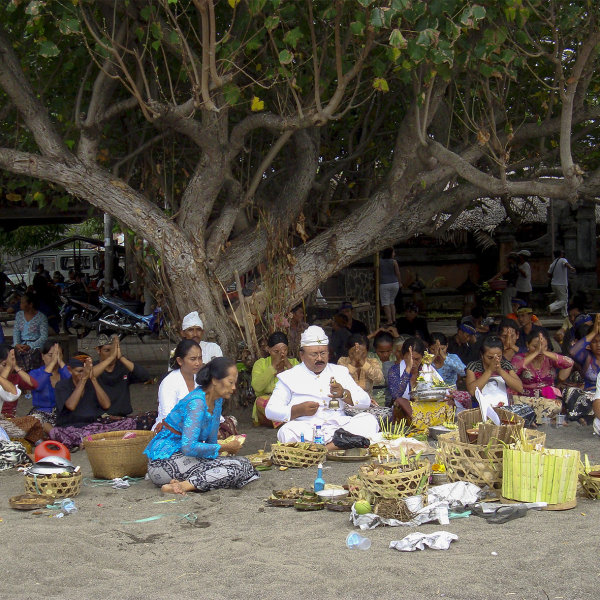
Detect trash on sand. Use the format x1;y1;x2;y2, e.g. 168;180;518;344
389;531;458;552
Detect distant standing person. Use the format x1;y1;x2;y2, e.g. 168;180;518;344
547;250;576;318
379;248;402;325
515;250;532;303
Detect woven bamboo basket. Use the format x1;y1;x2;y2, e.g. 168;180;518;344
84;430;155;479
25;471;82;498
358;460;430;499
579;465;600;499
438;430;545;491
346;475;364;500
270;442;327;468
502;448;579;505
457;407;524;445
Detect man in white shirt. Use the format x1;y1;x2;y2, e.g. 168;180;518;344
548;250;576;318
180;311;223;364
265;326;378;448
515;250;532;303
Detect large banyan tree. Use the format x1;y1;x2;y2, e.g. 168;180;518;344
0;0;598;350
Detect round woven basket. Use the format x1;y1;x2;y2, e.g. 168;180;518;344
579;465;600;499
344;405;393;419
270;443;327;468
358;460;430;500
457;407;524;445
437;429;545;491
84;430;155;479
25;471;82;498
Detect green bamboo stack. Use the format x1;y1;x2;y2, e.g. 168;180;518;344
502;448;580;504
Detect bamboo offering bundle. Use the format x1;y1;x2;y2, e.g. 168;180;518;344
502;446;580;505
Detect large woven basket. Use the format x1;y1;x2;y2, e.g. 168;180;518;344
84;430;155;479
358;460;430;500
438;429;545;491
270;442;327;468
25;471;82;498
579;465;600;499
457;407;524;445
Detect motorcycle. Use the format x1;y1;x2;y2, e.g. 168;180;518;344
60;294;103;338
96;295;164;342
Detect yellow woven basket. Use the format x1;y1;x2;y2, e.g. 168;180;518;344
438;429;545;491
579;465;600;499
25;471;82;498
84;430;155;479
270;442;327;468
358;460;430;500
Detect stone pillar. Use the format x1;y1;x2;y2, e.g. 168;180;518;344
574;201;597;289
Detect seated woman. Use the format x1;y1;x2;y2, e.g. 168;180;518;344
338;334;384;399
0;348;45;446
0;343;38;418
466;335;523;408
28;341;71;428
368;331;396;406
498;319;520;361
251;332;299;427
13;291;48;371
153;340;203;431
49;356;137;449
144;357;259;495
386;337;427;418
570;313;600;391
430;332;466;386
511;331;573;424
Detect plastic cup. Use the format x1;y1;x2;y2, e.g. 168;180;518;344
346;532;372;550
556;414;566;427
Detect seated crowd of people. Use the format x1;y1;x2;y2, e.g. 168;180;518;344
3;297;600;495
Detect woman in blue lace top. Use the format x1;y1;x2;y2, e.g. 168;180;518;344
144;357;259;495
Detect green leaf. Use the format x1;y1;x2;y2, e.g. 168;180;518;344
472;5;486;21
150;22;162;41
248;0;267;16
407;39;427;62
140;6;152;21
151;40;160;51
283;27;303;49
372;77;389;93
223;83;241;106
350;21;365;36
389;29;407;49
392;0;411;9
416;29;438;48
370;8;384;28
58;18;80;35
357;0;374;5
278;49;293;64
38;41;60;58
168;30;179;45
264;15;280;30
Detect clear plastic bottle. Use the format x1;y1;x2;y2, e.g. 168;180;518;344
313;425;325;445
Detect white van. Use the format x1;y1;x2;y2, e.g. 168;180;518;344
25;249;99;285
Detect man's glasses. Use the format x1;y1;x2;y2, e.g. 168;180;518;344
304;351;328;359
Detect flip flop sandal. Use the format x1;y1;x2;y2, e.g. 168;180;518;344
472;505;529;524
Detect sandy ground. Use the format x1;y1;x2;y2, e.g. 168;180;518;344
2;372;600;600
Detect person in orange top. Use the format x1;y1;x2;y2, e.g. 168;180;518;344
506;298;539;324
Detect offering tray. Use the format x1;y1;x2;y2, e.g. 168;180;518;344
9;493;54;511
327;448;369;462
410;384;455;402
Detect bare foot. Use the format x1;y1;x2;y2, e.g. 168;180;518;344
161;480;195;495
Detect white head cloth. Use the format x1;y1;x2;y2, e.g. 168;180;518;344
300;325;329;347
182;311;203;331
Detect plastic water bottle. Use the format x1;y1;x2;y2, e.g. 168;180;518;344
314;463;325;492
313;425;325;445
300;433;305;443
346;532;372;550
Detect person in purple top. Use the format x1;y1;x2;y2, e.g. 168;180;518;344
28;340;71;427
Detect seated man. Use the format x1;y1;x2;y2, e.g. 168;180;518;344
447;321;479;366
395;303;430;341
516;307;549;353
93;334;153;429
265;326;378;449
180;311;222;364
339;302;369;337
50;356;137;448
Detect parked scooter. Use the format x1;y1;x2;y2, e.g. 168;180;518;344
97;295;163;342
60;294;103;338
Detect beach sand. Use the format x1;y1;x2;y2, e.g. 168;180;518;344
1;378;599;600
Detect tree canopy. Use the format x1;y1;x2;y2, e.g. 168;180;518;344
0;0;598;349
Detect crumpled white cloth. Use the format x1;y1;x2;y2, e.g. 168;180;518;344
390;531;458;552
350;482;483;529
111;478;131;489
